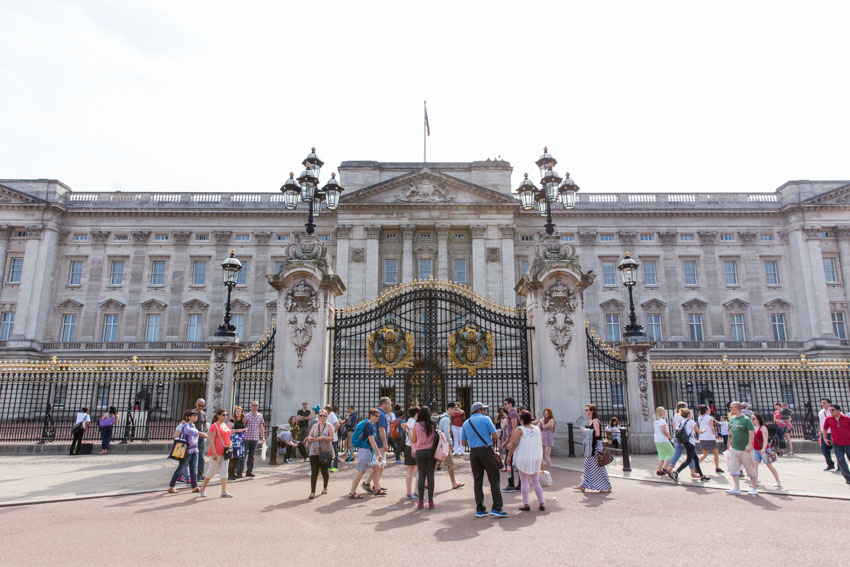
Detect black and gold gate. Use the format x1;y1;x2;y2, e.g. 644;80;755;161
330;280;532;417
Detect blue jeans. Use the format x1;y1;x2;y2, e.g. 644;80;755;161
833;444;850;481
197;437;206;479
171;452;198;488
244;440;259;474
332;440;340;468
100;427;113;451
821;434;835;468
670;442;695;470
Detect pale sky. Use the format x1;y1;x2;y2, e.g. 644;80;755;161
1;0;848;194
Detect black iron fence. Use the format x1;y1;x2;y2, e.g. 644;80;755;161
0;356;208;443
233;326;275;436
652;355;850;440
586;326;628;426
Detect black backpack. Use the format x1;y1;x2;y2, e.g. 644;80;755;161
675;419;692;444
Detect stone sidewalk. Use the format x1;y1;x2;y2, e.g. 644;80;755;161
1;449;847;506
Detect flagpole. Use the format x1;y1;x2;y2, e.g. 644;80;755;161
423;100;427;163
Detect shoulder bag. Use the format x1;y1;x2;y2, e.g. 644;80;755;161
317;425;333;465
169;425;188;461
469;420;503;469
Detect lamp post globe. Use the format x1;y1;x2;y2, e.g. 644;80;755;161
519;147;580;236
282;147;342;236
216;250;243;338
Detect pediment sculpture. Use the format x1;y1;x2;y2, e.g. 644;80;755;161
543;279;579;366
396;181;454;203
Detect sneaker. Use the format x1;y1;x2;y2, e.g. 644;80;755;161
538;504;546;511
773;482;782;488
725;488;742;495
502;485;520;493
417;500;424;510
700;476;711;483
824;467;835;471
490;509;509;518
475;510;489;518
221;493;234;498
428;500;435;509
748;488;759;496
329;467;339;473
715;468;724;474
395;459;403;464
198;491;207;497
406;494;418;499
655;471;666;476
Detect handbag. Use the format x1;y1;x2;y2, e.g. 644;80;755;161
597;447;614;467
317;425;333;465
767;450;777;463
99;417;115;428
71;420;85;436
468;420;503;469
222;446;233;460
539;469;553;487
169;438;188;460
434;430;450;462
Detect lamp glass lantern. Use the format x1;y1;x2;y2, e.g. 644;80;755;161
617;252;639;286
281;172;300;210
322;172;343;210
221;250;243;286
517;173;537;211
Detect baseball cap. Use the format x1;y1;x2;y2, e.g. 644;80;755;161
471;402;489;413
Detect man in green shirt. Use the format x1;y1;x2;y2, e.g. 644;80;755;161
725;401;758;496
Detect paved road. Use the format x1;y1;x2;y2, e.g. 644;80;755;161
1;455;847;564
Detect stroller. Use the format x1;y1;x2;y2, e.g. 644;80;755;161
766;423;787;455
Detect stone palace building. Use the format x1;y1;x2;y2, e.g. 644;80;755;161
0;159;849;361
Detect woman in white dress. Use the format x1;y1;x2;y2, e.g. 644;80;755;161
506;410;545;511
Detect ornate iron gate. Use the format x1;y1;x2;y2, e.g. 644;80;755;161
233;324;275;432
586;325;629;425
330;280;532;417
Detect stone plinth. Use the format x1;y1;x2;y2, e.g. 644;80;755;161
617;341;656;454
206;336;241;413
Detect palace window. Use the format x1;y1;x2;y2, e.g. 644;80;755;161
605;313;621;342
72;234;88;241
8;258;23;283
154;234;169;241
231;314;245;341
643;261;657;286
688;313;705;341
832;311;847;339
236;261;248;286
639;234;654;242
823;257;839;283
235;234;251;241
114;234;129;242
771;313;787;341
764;260;779;285
760;234;774;242
151;261;166;285
720;233;735;242
102;314;119;342
680;234;695;242
383;260;398;285
418;258;433;280
192;261;207;286
453;259;467;284
195;234;210;241
646;314;662;341
145;314;161;342
724;260;738;286
110;261;124;285
0;312;14;340
599;234;614;242
187;314;203;342
68;261;83;286
60;314;76;342
683;261;698;285
730;313;746;341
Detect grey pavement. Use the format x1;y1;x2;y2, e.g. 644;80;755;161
1;449;847;506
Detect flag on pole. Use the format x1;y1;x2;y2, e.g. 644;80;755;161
424;101;430;136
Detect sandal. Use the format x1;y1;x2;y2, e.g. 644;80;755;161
308;493;315;500
167;488;178;494
321;489;328;495
452;483;465;489
348;493;363;499
373;488;387;496
361;482;374;494
572;485;586;492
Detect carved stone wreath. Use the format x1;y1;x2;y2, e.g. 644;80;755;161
486;247;501;262
351;248;365;263
543;279;578;366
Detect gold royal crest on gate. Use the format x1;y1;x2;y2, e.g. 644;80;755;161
367;321;415;376
448;322;494;376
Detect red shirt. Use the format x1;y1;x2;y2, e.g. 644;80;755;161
823;414;850;446
450;409;465;428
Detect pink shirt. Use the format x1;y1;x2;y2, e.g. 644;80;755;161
412;422;435;451
208;422;232;457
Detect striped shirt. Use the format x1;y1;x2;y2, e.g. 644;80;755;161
244;411;264;441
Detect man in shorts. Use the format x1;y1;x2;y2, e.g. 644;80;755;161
725;401;758;496
364;396;392;493
348;409;384;498
438;405;464;489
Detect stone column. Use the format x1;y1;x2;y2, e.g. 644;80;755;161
795;227;833;339
365;225;381;298
499;225;516;305
837;226;850;309
436;224;450;281
0;227;11;290
335;225;352;305
166;231;191;338
401;224;414;283
617;341;655;453
471;225;487;295
123;231;151;340
267;235;345;427
250;231;273;338
81;231;110;338
206;337;242;413
29;225;63;343
516;236;595;455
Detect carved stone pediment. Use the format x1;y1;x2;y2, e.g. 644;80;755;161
640;298;667;311
230;299;251;311
0;183;49;205
681;298;708;311
723;298;750;311
396;180;454;203
764;298;791;311
183;299;210;310
341;169;516;206
98;299;126;311
600;298;626;311
140;299;167;311
57;299;84;312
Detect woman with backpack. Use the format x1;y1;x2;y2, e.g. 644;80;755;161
506;410;545;511
408;405;438;509
672;408;710;484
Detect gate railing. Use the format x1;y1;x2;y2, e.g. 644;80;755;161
0;356;208;443
234;324;275;435
652;355;850;440
586;324;628;426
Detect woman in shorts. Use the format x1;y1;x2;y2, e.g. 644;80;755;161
697;404;723;474
752;413;782;488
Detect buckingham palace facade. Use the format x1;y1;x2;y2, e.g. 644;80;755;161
0;158;849;361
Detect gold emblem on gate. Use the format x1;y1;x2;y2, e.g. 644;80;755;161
367;321;415;376
448;322;494;376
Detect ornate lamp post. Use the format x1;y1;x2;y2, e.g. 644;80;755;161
516;147;580;235
280;147;344;236
215;250;243;337
617;251;645;339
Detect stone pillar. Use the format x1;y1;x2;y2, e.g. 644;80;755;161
516;236;595;455
836;226;850;308
617;341;655;453
335;225;352;305
794;227;833;339
267;234;345;427
27;225;62;342
436;224;450;281
401;225;414;283
0;227;11;292
471;225;487;295
365;225;381;298
206;338;241;413
499;225;516;305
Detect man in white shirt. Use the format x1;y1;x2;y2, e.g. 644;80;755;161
818;397;836;471
70;407;90;455
324;404;341;472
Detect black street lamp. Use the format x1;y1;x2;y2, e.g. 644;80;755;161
279;147;344;236
617;251;645;339
516;147;580;235
216;250;243;338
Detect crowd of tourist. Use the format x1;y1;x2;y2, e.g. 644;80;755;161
156;394;850;511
